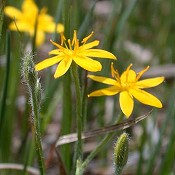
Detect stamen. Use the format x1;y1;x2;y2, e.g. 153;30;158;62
82;32;94;44
126;64;133;82
50;39;63;49
72;30;78;46
50;40;69;56
126;64;133;72
111;62;116;77
61;33;66;46
136;66;149;81
68;39;72;50
111;62;120;82
40;7;47;14
74;39;79;53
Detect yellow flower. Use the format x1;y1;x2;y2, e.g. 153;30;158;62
4;0;64;46
35;30;116;78
88;63;164;118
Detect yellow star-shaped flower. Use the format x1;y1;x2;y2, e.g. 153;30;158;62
4;0;64;46
88;63;164;118
35;30;116;78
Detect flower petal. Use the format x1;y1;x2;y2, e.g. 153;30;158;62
136;77;164;89
49;49;60;55
81;49;116;59
38;16;55;32
22;0;38;16
38;14;63;34
54;58;72;78
9;21;31;32
4;6;22;19
73;56;102;72
119;91;134;118
35;55;63;71
88;75;119;85
80;40;99;50
121;69;136;83
130;89;163;108
88;86;119;97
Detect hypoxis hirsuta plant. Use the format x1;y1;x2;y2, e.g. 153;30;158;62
35;30;116;174
22;53;45;175
4;0;64;46
34;29;165;174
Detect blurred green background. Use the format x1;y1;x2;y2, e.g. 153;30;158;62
0;0;175;174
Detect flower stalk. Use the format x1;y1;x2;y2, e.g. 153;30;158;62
22;53;45;175
81;113;124;172
72;63;83;175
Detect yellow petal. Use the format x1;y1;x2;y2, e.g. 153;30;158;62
38;16;55;32
54;58;72;78
22;0;38;16
49;49;60;55
130;89;163;108
136;77;164;89
81;49;116;59
9;21;31;32
73;56;102;72
119;91;134;118
87;75;118;85
80;40;99;50
4;6;22;19
39;12;53;23
35;55;63;71
88;86;119;97
121;69;136;83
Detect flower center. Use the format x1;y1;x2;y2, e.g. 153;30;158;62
120;81;135;91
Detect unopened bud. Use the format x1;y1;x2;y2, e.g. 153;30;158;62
114;133;129;175
22;52;42;111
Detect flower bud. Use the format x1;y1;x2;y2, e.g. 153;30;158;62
22;52;42;111
114;133;129;175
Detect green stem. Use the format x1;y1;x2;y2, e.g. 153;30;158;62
61;71;72;173
82;71;88;128
82;113;124;171
115;166;122;175
72;63;83;175
82;132;115;170
0;0;5;42
30;83;45;175
136;122;147;175
23;55;46;175
0;31;10;130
